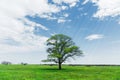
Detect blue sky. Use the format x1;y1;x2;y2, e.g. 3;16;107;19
0;0;120;64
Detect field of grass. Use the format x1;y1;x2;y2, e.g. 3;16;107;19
0;65;120;80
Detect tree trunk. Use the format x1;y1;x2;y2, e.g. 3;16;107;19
58;58;62;70
58;62;62;70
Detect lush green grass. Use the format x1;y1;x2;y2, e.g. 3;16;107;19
0;65;120;80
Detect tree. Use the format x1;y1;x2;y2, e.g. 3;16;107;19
1;61;12;65
21;62;28;65
43;34;83;70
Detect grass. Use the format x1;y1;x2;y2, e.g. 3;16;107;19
0;65;120;80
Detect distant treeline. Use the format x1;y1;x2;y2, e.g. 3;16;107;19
41;64;120;66
1;62;120;66
1;61;28;65
1;61;12;65
68;64;120;66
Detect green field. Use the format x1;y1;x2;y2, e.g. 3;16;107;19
0;65;120;80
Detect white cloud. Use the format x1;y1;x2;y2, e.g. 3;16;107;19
39;14;57;20
89;0;120;23
64;13;69;17
58;19;66;23
85;34;104;41
57;18;71;23
0;0;53;54
118;19;120;24
53;0;79;4
119;21;120;24
0;0;77;54
82;0;89;5
70;2;77;7
81;13;88;16
22;19;49;31
53;0;79;7
57;13;69;23
61;6;68;10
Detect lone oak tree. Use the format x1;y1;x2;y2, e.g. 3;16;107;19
44;34;83;70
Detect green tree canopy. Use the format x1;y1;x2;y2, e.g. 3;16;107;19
43;34;83;70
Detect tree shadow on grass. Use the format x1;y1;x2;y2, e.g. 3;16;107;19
40;67;81;72
41;68;67;71
39;65;86;72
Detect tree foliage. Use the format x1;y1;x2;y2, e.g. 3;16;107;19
43;34;83;69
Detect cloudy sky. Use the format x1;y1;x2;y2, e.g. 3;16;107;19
0;0;120;64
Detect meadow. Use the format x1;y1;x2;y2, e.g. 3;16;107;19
0;65;120;80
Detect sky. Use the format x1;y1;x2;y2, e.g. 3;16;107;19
0;0;120;64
